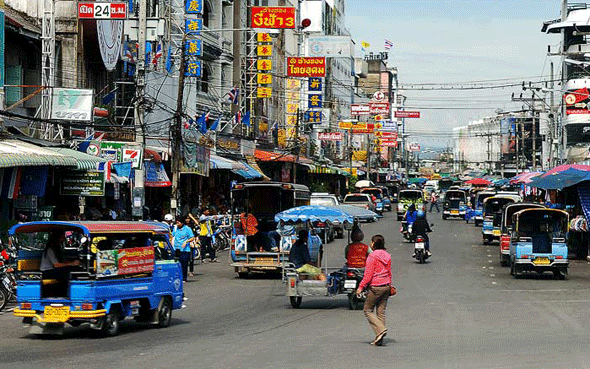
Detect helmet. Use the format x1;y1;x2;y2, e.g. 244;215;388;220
416;210;425;219
164;214;174;222
350;225;364;242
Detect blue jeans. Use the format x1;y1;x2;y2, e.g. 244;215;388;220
178;251;191;281
429;202;439;212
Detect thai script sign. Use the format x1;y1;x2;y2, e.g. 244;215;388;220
51;88;94;121
394;111;420;118
60;171;105;197
369;102;390;115
318;132;343;141
78;2;127;19
351;104;370;116
251;7;296;29
97;246;155;278
564;88;590;115
287;57;326;77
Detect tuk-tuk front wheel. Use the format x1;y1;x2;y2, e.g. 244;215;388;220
290;296;302;308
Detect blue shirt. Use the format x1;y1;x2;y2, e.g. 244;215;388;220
406;210;417;224
172;225;194;252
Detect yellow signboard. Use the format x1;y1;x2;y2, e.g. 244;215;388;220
257;73;272;84
338;121;353;129
257;59;273;70
257;87;272;98
352;151;367;161
286;92;298;101
286;103;298;114
278;129;286;147
286;115;297;126
286;78;301;90
257;33;272;42
257;45;272;56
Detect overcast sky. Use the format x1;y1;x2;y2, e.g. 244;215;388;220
346;0;563;149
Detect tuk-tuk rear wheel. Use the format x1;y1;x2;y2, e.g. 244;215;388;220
0;288;7;312
290;296;302;308
157;297;172;328
102;311;121;337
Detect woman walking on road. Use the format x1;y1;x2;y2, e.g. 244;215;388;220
356;234;392;346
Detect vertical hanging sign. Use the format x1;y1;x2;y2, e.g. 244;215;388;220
256;33;272;98
184;0;203;77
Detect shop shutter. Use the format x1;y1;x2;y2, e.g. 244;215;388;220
5;65;22;106
577;182;590;222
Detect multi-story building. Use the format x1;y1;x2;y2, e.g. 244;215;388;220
543;2;590;163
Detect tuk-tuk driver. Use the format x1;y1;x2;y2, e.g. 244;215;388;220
40;232;81;280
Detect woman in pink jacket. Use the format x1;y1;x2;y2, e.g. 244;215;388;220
356;234;392;346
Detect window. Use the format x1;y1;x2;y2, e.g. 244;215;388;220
203;1;210;28
200;64;210;93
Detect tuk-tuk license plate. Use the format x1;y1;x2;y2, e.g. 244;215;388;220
344;280;357;289
451;210;459;214
533;257;550;266
44;306;70;323
254;257;275;265
493;230;501;236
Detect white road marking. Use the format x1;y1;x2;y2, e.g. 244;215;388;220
490;274;496;277
488;260;493;263
492;281;497;285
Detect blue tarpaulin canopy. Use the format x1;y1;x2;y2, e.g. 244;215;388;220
274;205;354;224
528;168;590;190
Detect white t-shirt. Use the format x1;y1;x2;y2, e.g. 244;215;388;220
40;248;59;271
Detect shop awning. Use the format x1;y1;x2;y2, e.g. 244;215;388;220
0;140;78;168
528;168;590;190
209;154;245;170
47;147;108;170
233;163;265;179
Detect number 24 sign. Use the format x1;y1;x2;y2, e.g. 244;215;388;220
78;2;127;19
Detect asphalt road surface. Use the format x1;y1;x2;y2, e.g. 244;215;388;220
3;211;590;368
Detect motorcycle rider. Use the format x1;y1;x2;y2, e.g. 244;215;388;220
402;203;418;236
411;210;432;257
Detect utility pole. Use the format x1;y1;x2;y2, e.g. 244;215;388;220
531;92;536;170
132;0;147;219
549;61;555;167
172;34;187;215
293;108;300;184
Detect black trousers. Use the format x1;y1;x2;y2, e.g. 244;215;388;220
199;236;215;261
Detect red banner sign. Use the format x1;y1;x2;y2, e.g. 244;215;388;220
394;111;420;118
97;246;154;278
287;57;326;77
318;132;343;141
251;7;296;29
351;104;370;116
369;102;390;115
352;123;377;134
78;2;128;19
380;140;398;147
564;88;590;115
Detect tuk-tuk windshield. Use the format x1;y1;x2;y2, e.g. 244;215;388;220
361;188;383;199
484;198;515;214
399;191;423;201
516;211;568;239
503;204;545;231
476;193;496;207
444;191;466;201
12;229;86;252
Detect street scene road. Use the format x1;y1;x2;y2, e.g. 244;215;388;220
3;211;590;369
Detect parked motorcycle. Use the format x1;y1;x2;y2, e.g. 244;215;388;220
0;264;16;311
413;235;430;264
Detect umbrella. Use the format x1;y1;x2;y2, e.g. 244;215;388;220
355;180;375;188
465;178;492;185
510;171;544;184
528;168;590;190
543;164;590;177
274;205;354;224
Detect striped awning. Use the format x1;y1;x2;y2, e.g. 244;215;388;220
209;154;245;170
0;140;78;168
47;147;108;170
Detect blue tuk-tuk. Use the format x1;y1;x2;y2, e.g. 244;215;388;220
509;208;569;279
11;221;183;336
465;190;495;226
482;195;521;244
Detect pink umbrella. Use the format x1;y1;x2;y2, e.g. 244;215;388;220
543;164;590;177
510;171;543;184
465;178;492;186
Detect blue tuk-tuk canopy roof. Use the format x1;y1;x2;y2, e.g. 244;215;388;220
527;168;590;190
274;205;354;224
